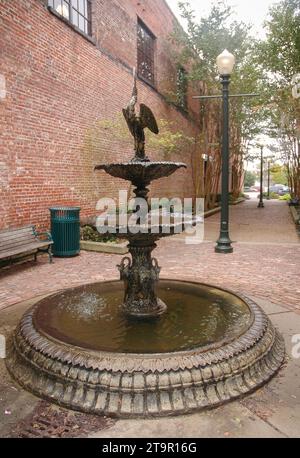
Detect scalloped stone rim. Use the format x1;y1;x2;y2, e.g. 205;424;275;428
6;281;285;418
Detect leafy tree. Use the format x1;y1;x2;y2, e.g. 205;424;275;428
244;171;256;188
257;0;300;198
259;0;300;84
170;1;265;206
270;164;288;186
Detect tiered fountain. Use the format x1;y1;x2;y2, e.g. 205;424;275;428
6;77;285;418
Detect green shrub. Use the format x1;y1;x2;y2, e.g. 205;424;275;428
81;226;118;243
279;193;291;201
259;192;279;200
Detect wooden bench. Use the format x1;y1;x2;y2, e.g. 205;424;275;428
0;226;53;265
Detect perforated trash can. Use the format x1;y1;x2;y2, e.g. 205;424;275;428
50;207;81;257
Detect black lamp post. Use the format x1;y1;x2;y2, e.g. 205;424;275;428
267;161;271;200
215;50;235;254
258;146;265;208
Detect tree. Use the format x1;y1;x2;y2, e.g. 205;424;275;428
244;171;256;188
171;1;265;207
257;0;300;198
270;165;288;186
259;0;300;85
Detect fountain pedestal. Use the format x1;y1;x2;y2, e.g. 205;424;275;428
118;242;166;318
95;161;188;318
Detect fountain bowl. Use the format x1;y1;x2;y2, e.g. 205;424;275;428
95;161;187;186
6;279;285;418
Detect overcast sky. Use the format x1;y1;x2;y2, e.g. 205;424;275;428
165;0;278;38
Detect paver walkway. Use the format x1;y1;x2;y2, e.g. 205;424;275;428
203;196;299;244
0;199;299;313
0;198;300;438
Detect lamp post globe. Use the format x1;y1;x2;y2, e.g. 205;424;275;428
216;49;236;76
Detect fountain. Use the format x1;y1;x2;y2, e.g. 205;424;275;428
6;77;285;418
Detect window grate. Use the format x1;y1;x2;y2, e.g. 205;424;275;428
48;0;92;36
137;19;155;86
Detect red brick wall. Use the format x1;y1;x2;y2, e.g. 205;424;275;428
0;0;199;230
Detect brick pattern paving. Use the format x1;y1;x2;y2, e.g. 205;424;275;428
0;200;299;313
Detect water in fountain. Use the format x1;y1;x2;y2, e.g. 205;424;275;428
33;280;252;353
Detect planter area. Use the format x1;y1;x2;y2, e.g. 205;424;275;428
80;223;129;255
80;240;129;255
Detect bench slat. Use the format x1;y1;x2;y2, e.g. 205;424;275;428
0;233;34;243
0;241;53;260
0;226;34;236
0;228;35;242
0;231;35;243
0;237;38;252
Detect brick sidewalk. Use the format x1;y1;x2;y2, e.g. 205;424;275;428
0;199;299;312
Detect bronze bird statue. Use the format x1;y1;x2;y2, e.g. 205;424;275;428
123;70;159;162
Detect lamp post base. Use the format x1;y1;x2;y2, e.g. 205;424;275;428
258;202;265;208
215;238;233;254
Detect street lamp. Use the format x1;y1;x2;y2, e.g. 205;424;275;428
258;145;265;208
215;50;235;254
267;160;271;200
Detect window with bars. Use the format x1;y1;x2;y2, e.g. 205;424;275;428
137;19;155;86
48;0;92;36
176;66;188;111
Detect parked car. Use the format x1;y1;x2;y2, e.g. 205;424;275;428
269;185;282;193
250;186;260;192
269;185;290;195
278;186;290;196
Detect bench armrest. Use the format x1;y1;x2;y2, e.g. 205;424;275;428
35;231;53;243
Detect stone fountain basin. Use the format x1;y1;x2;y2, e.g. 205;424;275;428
6;279;285;418
94;161;187;186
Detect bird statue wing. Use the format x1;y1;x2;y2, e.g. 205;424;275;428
140;104;159;134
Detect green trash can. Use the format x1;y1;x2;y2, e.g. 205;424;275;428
50;207;81;257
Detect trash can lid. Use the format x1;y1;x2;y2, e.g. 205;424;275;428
49;207;81;211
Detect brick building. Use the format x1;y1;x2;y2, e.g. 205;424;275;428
0;0;201;230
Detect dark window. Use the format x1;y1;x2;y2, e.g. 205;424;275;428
48;0;92;36
176;66;188;110
137;19;155;86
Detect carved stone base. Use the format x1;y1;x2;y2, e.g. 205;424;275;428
6;282;285;418
122;298;167;319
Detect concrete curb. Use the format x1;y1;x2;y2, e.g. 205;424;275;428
231;197;246;205
204;207;221;218
290;206;300;225
80;240;129;255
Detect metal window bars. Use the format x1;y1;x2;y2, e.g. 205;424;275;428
48;0;92;36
